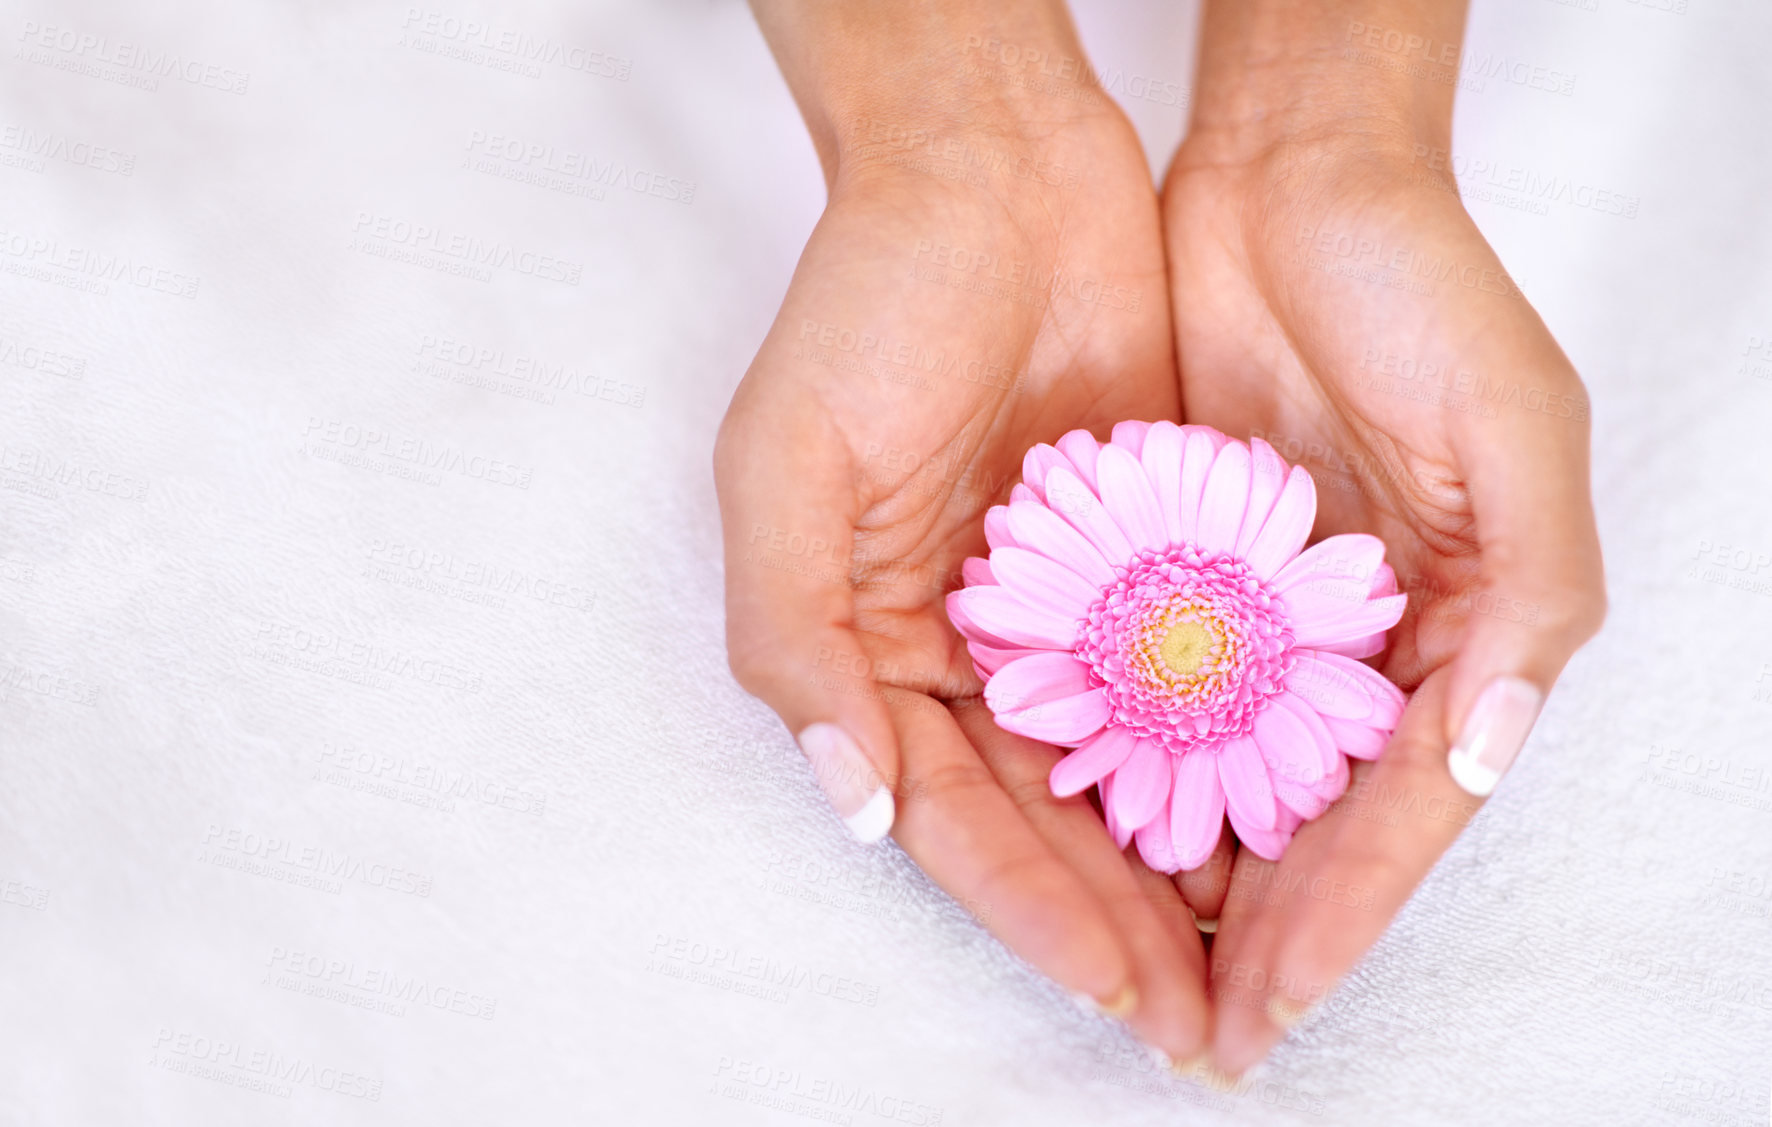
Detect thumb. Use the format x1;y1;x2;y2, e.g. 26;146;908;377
714;402;900;843
1442;394;1607;797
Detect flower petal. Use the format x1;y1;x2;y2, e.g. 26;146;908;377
1291;593;1408;648
961;557;994;588
969;642;1046;677
1111;737;1171;831
1111;420;1153;457
1233;806;1303;862
1006;500;1116;588
1140;422;1187;544
1271;690;1341;778
1277;752;1347;820
1235;438;1287;557
1100;772;1134;849
1251;693;1332;789
989;546;1102;620
949;584;1079;649
1056;428;1101;491
984;651;1094;715
1218;734;1277;833
1135;798;1185;874
1043;466;1134;565
1174;429;1219;545
1323;715;1391;759
983;504;1016;550
1316;633;1389;660
1096;445;1168;553
1049;725;1138;797
1021;444;1068;501
994;686;1111;745
1195;441;1251;554
1170;748;1226;870
1271;533;1385;593
1285;651;1378;722
945;589;1017;649
1243;465;1318;580
1300;650;1405;727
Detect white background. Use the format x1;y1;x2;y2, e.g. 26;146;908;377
2;1;1769;1124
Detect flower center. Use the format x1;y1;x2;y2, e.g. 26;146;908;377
1077;545;1295;754
1156;617;1216;681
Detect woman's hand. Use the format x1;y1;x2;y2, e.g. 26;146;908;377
1161;0;1607;1075
719;0;1214;1062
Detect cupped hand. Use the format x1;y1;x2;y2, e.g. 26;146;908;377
716;99;1217;1059
1161;133;1606;1072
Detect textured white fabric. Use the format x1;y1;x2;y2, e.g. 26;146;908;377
3;1;1770;1123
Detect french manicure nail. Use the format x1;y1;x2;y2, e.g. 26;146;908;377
1447;676;1544;798
796;723;895;844
1265;995;1312;1029
1071;982;1139;1019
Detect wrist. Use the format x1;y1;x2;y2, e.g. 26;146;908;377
750;0;1109;183
1182;0;1468;172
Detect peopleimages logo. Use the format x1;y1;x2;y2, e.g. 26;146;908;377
15;22;250;94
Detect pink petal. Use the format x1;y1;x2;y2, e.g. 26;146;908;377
1301;650;1405;727
1277;752;1347;820
1243;466;1318;580
1235;438;1287;557
1285;651;1377;722
1111;737;1171;831
945;589;1017;649
1006;500;1116;588
1100;773;1134;849
1272;533;1386;593
1010;483;1040;506
1179;424;1229;453
1218;734;1277;833
1251;693;1332;789
1323;715;1391;759
984;651;1094;715
994;686;1111;745
1055;429;1101;491
1020;445;1067;501
961;557;994;588
1050;726;1138;797
1135;799;1185;874
1291;593;1408;648
1278;573;1375;625
984;504;1016;550
1316;632;1388;660
1096;445;1168;553
1195;441;1251;554
1170;749;1226;870
1233;806;1303;862
989;546;1102;620
1369;562;1399;597
1110;420;1153;457
1175;429;1219;545
1140;422;1187;544
1271;691;1342;778
1043;466;1134;565
949;585;1079;649
969;642;1046;676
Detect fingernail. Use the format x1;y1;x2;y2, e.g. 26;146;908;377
1171;1051;1212;1078
1265;995;1312;1029
1447;676;1543;798
796;723;895;844
1071;982;1139;1019
1193;916;1219;934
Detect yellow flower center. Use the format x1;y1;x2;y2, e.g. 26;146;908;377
1159;619;1215;678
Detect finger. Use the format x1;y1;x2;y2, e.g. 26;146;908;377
715;398;899;843
1171;823;1234;927
953;700;1211;1060
1211;672;1482;1074
1442;357;1605;796
891;693;1134;1011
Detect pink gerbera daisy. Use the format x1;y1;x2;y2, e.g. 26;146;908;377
946;422;1408;872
